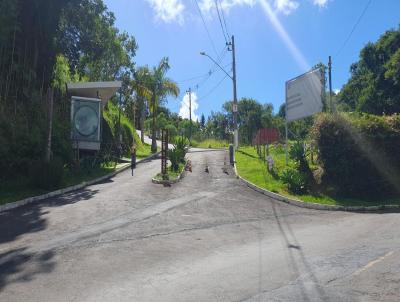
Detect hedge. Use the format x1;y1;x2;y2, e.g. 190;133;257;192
311;113;400;198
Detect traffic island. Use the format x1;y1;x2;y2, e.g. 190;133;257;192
152;161;189;185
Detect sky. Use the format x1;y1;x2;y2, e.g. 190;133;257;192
103;0;400;120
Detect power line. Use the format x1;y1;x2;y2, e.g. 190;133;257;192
218;0;230;38
215;0;229;44
177;72;210;84
196;61;230;91
197;73;229;101
335;0;372;58
194;46;229;90
193;0;220;60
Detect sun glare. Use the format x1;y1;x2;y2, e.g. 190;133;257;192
258;0;310;71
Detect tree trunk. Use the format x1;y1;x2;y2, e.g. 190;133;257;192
151;93;157;153
140;100;145;144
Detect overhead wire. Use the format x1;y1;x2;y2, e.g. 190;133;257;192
197;73;230;101
335;0;373;58
194;46;230;91
193;0;221;60
218;0;231;39
215;0;229;44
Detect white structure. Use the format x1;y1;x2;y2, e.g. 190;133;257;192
284;68;324;164
67;81;122;150
285;69;323;122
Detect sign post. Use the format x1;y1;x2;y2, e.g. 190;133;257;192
161;129;169;178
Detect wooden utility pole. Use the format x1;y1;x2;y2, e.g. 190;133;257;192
187;88;192;144
328;56;333;112
232;35;238;149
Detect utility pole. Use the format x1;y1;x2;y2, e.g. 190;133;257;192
328;56;333;113
186;88;192;144
231;35;238;149
200;34;238;148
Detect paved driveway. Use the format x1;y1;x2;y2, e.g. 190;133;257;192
0;149;399;301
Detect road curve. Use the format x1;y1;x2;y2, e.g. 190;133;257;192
0;149;399;301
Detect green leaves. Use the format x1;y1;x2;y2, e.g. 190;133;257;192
339;27;400;115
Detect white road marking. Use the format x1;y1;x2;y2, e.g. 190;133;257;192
353;251;395;276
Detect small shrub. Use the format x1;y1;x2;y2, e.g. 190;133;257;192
281;168;308;194
168;148;181;172
29;157;64;189
173;136;189;163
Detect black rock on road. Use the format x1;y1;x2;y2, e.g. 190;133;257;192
0;149;399;302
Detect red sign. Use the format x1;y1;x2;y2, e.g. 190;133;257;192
253;128;280;145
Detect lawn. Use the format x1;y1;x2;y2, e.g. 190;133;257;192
136;143;157;159
191;139;229;149
153;163;185;182
235;145;400;207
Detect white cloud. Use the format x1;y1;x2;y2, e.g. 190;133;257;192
199;0;257;13
146;0;185;25
179;91;199;121
274;0;299;15
199;0;298;16
312;0;329;8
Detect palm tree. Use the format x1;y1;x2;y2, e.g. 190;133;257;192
132;66;152;143
148;58;179;153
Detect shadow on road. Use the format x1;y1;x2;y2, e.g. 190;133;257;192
0;188;99;291
0;188;99;245
271;202;329;301
0;247;55;291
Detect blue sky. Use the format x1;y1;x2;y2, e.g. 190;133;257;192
104;0;400;120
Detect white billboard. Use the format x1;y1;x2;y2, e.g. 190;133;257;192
285;69;324;122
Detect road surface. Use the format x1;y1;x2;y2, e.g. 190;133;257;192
0;149;399;301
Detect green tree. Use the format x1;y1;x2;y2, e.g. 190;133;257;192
339;27;400;114
148;58;179;153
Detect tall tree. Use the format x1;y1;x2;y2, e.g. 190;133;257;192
200;113;206;130
148;58;179;153
339;27;400;114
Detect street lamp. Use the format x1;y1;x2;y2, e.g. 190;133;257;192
200;35;238;149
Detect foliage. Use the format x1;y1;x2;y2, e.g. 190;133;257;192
235;146;400;207
281;168;308;194
289;141;313;185
311;113;400;197
29;157;64;189
191;139;229;149
103;101;142;156
338;27;400;114
168;148;181;172
168;136;188;172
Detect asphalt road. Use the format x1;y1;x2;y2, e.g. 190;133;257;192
0;149;399;302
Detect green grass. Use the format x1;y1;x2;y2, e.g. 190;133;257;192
0;163;119;206
191;139;229;149
235;145;400;207
136;143;157;159
154;163;185;181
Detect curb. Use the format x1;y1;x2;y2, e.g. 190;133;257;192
0;152;161;213
233;155;400;212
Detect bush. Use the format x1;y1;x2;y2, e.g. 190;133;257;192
168;136;188;172
29;157;64;189
289;141;314;185
281;168;308;194
312;113;400;197
168;148;181;172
